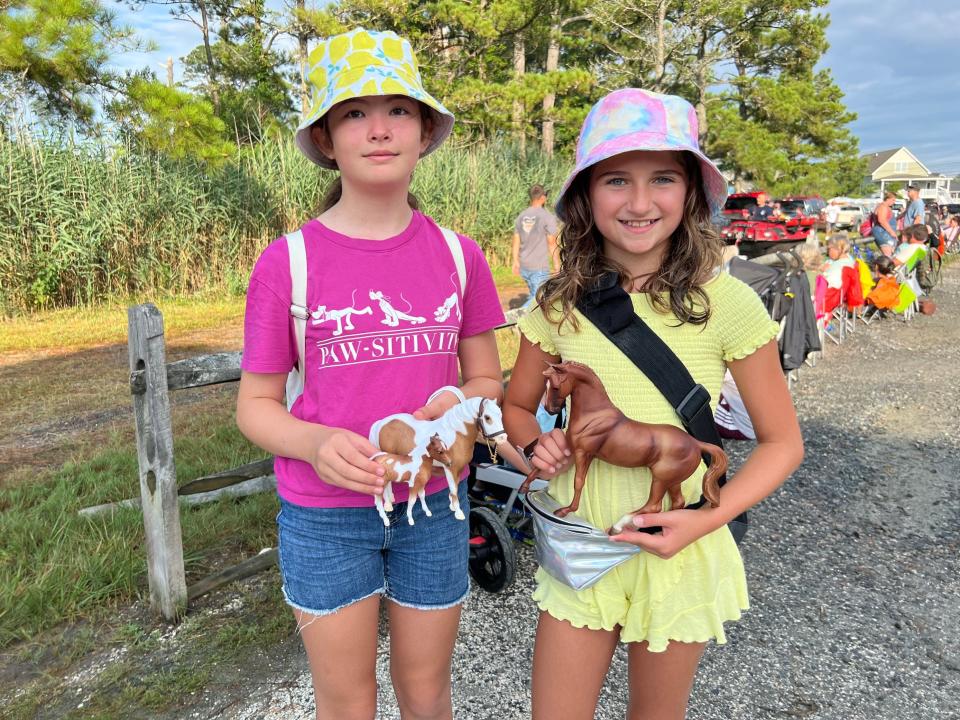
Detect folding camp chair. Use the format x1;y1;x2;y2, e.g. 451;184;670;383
815;275;845;346
894;246;926;319
863;279;917;324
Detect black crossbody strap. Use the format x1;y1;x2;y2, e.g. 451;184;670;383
575;273;725;474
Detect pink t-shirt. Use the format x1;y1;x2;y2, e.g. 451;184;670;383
241;211;505;508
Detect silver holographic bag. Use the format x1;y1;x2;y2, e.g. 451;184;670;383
524;489;641;591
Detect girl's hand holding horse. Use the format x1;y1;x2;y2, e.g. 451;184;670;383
529;428;572;479
412;388;461;421
609;508;721;559
311;426;386;495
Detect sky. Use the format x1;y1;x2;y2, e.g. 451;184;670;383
110;0;960;175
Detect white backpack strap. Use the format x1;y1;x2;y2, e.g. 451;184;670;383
439;226;466;295
286;229;307;379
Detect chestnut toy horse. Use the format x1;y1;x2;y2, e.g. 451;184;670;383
518;361;726;532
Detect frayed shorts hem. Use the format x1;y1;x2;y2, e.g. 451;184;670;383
387;586;470;611
284;585;385;619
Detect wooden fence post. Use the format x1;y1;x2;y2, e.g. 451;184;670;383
128;303;186;621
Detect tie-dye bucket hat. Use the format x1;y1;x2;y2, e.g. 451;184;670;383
295;28;454;168
555;88;727;221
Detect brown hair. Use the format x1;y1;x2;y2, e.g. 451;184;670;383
536;151;723;331
874;255;895;275
529;184;546;201
313;102;437;213
903;224;929;243
883;191;896;201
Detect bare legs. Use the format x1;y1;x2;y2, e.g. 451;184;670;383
296;596;462;720
297;595;380;720
626;640;706;720
532;611;619;720
531;611;705;720
389;602;461;720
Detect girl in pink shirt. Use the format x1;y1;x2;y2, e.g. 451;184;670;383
236;29;504;719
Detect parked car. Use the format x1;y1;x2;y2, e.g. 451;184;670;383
944;203;960;217
834;204;865;230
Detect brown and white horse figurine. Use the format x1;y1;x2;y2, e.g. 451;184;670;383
517;362;726;533
371;434;451;526
369;388;513;525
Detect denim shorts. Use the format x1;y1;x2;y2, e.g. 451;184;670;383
277;481;469;615
872;226;897;248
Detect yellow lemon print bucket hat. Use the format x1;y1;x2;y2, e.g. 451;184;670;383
295;28;455;168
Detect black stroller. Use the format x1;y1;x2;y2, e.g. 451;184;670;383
727;250;820;374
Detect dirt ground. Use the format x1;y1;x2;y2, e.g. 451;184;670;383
3;267;958;719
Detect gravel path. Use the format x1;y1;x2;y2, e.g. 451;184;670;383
227;264;960;720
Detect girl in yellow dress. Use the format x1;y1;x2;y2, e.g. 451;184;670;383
502;88;804;720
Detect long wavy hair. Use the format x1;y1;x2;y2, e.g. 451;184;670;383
311;102;437;213
536;151;724;331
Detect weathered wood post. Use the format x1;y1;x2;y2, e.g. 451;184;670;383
128;303;186;621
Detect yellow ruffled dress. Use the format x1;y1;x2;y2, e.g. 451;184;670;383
518;271;779;651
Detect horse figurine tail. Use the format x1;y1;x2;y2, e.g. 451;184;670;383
696;441;727;507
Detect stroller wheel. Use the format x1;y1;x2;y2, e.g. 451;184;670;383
468;506;516;593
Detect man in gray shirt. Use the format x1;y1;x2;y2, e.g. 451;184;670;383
903;185;925;228
511;184;559;308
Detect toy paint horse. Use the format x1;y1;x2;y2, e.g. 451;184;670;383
517;362;726;534
371;434;451;526
369;388;514;525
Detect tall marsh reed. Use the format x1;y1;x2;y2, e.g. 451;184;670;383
0;133;569;313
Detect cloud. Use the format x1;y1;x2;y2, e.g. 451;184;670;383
820;0;958;173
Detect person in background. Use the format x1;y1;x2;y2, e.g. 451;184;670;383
893;224;929;266
824;200;840;233
864;256;901;319
819;235;855;289
943;215;959;252
871;191;898;258
750;192;773;221
511;184;560;309
902;186;925;228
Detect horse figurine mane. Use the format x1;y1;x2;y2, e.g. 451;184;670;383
518;361;726;534
370;390;510;525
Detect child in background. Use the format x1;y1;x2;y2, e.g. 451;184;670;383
502;88;803;720
235;29;505;719
865;256;901;317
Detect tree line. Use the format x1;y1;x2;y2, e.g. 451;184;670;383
1;0;865;198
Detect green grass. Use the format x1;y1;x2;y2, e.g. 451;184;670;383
0;293;247;353
0;132;569;314
0;416;275;649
